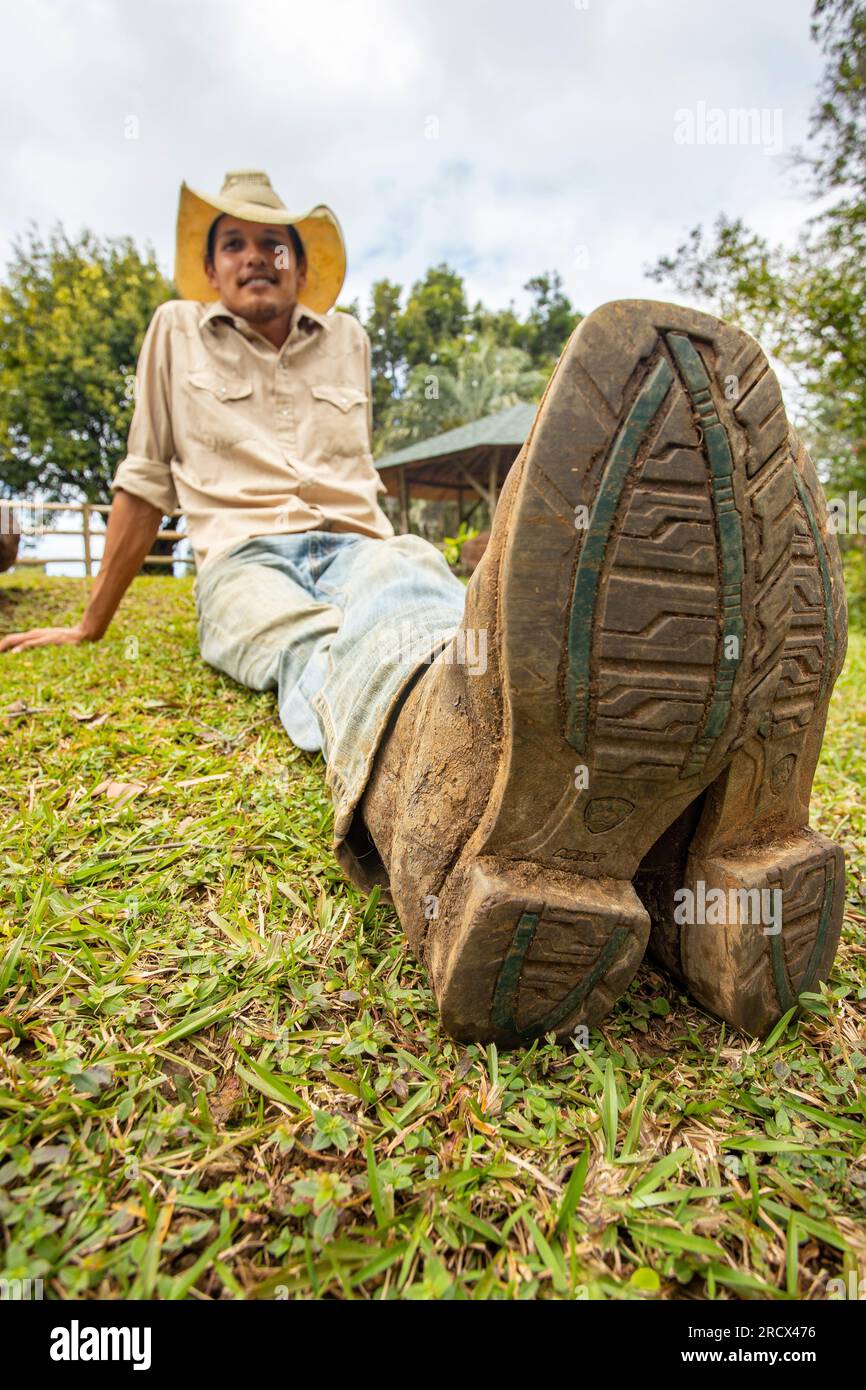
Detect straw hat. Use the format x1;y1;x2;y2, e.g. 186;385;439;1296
175;169;346;312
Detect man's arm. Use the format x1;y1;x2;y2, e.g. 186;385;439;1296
0;490;163;652
1;302;178;655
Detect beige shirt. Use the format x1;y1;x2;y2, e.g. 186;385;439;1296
111;298;394;571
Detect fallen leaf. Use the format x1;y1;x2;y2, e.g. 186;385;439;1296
31;1144;70;1166
195;728;225;744
467;1111;497;1136
92;778;147;806
4;701;50;718
70;1065;113;1094
211;1072;244;1124
82;712;110;728
112;1209;140;1234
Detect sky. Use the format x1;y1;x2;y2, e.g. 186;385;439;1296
0;0;826;572
1;0;824;322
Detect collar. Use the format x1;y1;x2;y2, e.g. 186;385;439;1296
200;299;332;337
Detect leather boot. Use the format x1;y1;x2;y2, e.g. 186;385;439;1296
634;426;847;1032
356;300;848;1044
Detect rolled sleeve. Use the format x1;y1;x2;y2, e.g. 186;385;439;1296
111;455;178;515
111;303;178;514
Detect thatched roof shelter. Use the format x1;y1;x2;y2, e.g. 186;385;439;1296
375;402;537;531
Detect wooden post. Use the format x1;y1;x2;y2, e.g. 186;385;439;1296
82;503;92;577
398;467;410;534
488;454;499;519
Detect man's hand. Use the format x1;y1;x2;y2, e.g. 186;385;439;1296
0;491;164;656
0;624;94;654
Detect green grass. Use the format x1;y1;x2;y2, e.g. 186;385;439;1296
1;570;864;1301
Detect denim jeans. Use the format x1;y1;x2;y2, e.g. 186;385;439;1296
193;530;467;879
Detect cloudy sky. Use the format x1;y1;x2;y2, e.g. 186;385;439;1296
1;0;824;321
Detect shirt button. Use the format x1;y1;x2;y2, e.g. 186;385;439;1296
280;409;291;418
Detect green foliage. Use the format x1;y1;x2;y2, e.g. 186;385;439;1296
397;264;470;370
364;278;405;431
0;226;173;502
843;546;866;629
469;271;582;375
442;521;480;568
649;212;866;497
375;332;547;454
805;0;866;197
363;265;581;445
512;272;582;372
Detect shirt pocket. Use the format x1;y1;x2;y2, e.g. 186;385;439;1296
184;371;255;453
309;383;369;456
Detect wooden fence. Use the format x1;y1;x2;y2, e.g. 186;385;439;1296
12;502;192;575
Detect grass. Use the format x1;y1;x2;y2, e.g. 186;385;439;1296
0;569;864;1302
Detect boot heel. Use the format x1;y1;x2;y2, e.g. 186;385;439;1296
680;829;844;1035
432;858;650;1046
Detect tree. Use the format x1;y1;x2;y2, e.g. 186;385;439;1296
513;272;582;370
397;264;470;369
364;279;405;430
0;225;173;502
469;272;581;374
363;264;581;453
376;333;547;454
649;212;866;497
802;0;866;197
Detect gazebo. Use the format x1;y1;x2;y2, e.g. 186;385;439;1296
375;401;537;533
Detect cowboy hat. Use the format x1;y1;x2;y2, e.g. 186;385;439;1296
175;169;346;312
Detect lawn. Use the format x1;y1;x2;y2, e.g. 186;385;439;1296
1;570;864;1301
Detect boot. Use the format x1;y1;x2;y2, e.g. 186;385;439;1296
356;300;847;1044
635;427;847;1031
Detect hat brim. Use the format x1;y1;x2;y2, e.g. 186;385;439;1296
175;183;347;313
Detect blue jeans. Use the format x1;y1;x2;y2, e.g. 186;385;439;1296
193;531;467;880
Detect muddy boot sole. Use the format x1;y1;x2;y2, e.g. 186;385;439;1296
429;300;846;1044
635;430;847;1034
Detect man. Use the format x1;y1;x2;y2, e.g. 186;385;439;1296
1;170;848;1045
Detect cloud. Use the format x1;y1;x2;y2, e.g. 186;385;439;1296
0;0;824;317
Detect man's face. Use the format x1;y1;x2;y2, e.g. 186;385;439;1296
204;216;306;324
